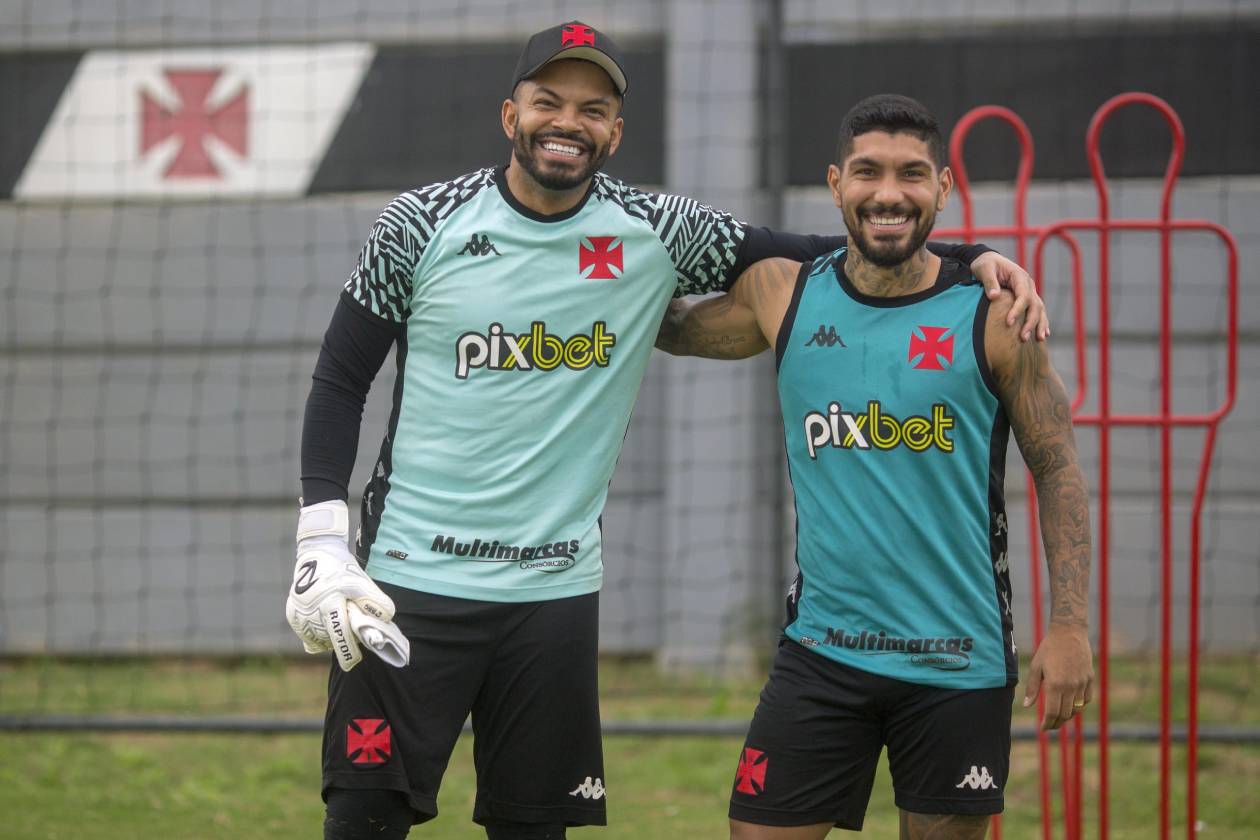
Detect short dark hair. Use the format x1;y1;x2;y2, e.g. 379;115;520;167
835;94;945;168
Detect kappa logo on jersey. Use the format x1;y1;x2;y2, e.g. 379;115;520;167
457;233;502;256
569;776;606;799
454;321;616;379
579;236;623;279
955;765;998;790
802;400;955;458
804;324;846;348
346;718;391;765
562;24;596;48
141;69;248;179
734;748;768;795
909;325;955;370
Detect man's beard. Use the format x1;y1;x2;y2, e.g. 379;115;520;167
844;203;936;268
513;126;609;191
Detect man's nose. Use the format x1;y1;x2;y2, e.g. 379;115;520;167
550;105;582;132
872;174;903;207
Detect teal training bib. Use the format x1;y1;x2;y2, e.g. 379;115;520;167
777;249;1016;688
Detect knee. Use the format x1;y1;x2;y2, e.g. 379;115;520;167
324;787;415;840
483;821;567;840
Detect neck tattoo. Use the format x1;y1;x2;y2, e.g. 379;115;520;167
844;249;931;298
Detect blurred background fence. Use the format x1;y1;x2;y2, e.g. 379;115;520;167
1;0;1256;719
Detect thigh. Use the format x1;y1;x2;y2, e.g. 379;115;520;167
884;682;1014;818
728;640;885;831
322;587;502;822
898;811;991;839
469;591;606;827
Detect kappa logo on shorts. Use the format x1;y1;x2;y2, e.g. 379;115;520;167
569;776;606;799
734;747;768;795
955;765;998;790
346;718;392;765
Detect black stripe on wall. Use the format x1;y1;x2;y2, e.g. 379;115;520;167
311;42;665;193
0;52;82;198
786;23;1260;185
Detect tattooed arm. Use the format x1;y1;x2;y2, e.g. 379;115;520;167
656;257;799;359
987;292;1095;732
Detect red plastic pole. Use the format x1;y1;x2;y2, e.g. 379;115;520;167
1083;110;1114;840
1035;211;1234;840
955;96;1237;840
944;107;1047;840
1187;230;1238;839
1086;93;1186;840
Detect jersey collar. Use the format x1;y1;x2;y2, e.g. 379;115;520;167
495;163;597;223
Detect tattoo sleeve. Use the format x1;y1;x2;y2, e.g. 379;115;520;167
656;294;763;359
655;258;796;359
994;326;1092;627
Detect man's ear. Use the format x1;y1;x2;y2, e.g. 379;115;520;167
607;115;624;157
937;165;953;211
501;97;517;142
827;164;843;208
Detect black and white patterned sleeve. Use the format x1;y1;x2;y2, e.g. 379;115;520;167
647;193;748;297
343;192;426;323
342;168;498;322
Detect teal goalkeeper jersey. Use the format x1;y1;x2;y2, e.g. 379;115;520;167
343;167;744;602
777;249;1017;688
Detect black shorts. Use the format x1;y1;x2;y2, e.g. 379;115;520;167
729;639;1013;830
322;584;606;827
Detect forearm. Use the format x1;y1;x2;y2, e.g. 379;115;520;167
301;372;367;503
927;240;993;265
300;295;397;503
655;299;693;356
1033;460;1092;627
655;297;767;359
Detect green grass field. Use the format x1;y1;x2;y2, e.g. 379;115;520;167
2;656;1258;839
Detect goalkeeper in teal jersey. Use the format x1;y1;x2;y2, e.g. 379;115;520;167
657;94;1093;840
285;22;1049;840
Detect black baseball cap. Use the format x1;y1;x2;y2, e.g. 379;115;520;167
511;21;628;97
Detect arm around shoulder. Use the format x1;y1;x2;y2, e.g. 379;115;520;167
656;257;799;359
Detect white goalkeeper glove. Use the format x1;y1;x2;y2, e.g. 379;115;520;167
285;499;403;671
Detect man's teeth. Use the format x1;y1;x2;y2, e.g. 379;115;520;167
542;141;583;157
868;215;908;226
